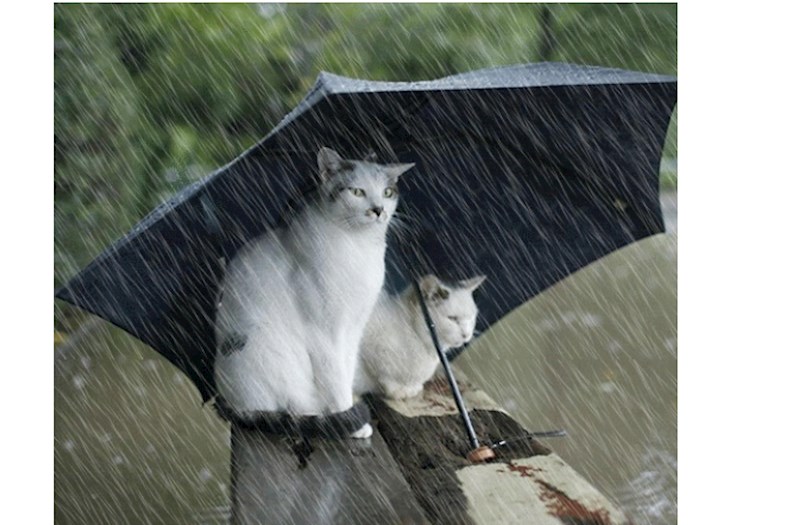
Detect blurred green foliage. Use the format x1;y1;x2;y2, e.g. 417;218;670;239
54;3;677;293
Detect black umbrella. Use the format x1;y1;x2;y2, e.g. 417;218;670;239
56;63;677;422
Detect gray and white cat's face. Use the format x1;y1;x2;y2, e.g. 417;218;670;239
316;147;414;230
419;274;486;349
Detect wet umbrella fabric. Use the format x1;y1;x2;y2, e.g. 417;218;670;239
56;62;677;403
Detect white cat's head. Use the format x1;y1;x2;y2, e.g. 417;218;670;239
419;274;486;349
315;147;414;230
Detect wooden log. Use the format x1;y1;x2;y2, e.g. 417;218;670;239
227;372;632;525
230;424;429;524
367;374;632;525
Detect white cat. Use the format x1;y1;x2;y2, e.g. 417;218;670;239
355;274;486;400
214;147;413;438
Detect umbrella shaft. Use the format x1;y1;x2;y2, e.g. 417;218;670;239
414;281;480;450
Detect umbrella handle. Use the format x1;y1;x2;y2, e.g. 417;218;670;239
414;281;495;463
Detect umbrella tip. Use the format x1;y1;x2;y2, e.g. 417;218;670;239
467;445;496;463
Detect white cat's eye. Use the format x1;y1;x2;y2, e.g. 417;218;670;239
448;316;459;323
384;186;397;198
350;187;366;197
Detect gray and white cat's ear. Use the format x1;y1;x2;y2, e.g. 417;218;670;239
419;274;450;303
384;162;415;179
317;147;343;181
458;275;487;293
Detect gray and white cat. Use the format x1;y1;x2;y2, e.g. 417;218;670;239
214;147;413;438
355;274;486;400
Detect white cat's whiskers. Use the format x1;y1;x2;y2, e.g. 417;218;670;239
386;212;418;241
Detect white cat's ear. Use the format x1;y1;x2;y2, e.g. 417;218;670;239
317;147;343;181
384;162;415;179
419;274;450;303
459;275;487;293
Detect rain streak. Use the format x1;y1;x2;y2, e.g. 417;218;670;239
55;4;677;525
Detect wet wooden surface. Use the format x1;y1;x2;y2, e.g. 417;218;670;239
369;375;632;525
230;424;429;525
229;372;632;525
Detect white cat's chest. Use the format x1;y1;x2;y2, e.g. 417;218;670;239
300;224;386;303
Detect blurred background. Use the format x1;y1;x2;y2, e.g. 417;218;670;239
54;4;677;524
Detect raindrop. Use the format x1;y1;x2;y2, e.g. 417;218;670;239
579;312;602;327
598;381;617;394
503;398;518;412
71;375;86;390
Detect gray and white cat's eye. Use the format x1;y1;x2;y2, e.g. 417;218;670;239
383;186;398;198
349;187;366;197
447;316;459;323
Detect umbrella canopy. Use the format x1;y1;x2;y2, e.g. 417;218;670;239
56;62;677;403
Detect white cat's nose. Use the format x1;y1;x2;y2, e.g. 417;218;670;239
367;206;384;218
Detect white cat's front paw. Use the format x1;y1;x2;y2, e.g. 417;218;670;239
350;423;373;439
385;384;423;400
